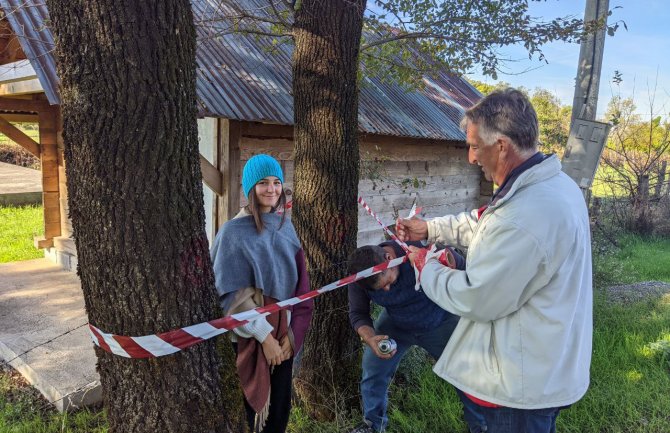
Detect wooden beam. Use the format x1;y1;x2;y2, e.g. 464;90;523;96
199;153;223;196
0;116;39;156
218;119;242;228
0;96;50;112
0;78;44;96
240;121;294;139
33;236;53;249
0;113;39;123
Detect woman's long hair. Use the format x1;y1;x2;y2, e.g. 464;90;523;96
245;187;287;233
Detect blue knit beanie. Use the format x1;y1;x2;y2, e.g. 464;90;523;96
242;154;284;198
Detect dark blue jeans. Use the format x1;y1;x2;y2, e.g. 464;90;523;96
456;390;565;433
360;310;485;432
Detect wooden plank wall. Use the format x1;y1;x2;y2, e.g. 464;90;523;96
237;130;483;246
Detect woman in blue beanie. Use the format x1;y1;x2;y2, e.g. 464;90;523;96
210;154;313;433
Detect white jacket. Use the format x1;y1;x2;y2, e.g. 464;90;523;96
422;155;593;409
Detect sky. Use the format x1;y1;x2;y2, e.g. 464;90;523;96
467;0;670;120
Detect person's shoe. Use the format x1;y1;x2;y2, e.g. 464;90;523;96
348;421;376;433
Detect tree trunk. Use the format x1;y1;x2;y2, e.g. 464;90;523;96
291;0;366;420
46;1;244;431
634;174;652;234
655;160;667;198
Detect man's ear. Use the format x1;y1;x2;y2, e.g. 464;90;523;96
384;252;392;261
498;136;512;154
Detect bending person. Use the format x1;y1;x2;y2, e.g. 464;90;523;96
347;241;486;433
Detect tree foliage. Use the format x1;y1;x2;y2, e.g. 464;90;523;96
209;0;620;85
467;79;510;95
597;90;670;234
601;96;670;197
530;88;571;154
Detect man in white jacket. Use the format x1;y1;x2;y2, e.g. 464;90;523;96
396;88;593;433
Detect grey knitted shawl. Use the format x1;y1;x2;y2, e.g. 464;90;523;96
211;213;301;311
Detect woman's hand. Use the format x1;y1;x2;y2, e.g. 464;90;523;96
261;335;284;366
279;335;293;361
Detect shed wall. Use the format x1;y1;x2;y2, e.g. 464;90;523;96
236;134;485;246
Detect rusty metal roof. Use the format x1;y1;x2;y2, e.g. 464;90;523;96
0;0;58;104
0;0;481;141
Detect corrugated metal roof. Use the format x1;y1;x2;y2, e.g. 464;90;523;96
0;0;481;141
0;0;58;104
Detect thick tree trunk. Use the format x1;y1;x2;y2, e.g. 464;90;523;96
292;0;367;420
46;1;244;431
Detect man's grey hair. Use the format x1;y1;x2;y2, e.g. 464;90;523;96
460;88;539;153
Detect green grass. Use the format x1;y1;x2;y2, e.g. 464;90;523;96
594;234;670;286
0;227;668;432
0;205;43;263
0;363;107;433
557;292;670;433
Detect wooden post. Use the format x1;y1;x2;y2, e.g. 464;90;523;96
655;160;667;198
38;107;61;246
216;119;241;230
570;0;609;125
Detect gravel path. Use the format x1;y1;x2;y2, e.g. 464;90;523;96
604;281;670;304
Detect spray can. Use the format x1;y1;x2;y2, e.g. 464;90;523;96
377;338;397;354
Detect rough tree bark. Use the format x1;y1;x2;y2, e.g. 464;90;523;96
46;1;244;431
292;0;367;420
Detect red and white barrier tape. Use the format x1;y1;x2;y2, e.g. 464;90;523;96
89;197;419;358
357;196;411;253
89;255;407;358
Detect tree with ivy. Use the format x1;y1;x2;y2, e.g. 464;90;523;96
211;0;620;419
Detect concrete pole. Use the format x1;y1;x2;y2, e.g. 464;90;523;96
570;0;609;124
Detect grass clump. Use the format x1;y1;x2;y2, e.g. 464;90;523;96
0;363;107;433
593;233;670;287
557;292;670;433
0;205;43;263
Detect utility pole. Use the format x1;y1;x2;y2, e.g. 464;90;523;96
570;0;609;124
562;0;611;203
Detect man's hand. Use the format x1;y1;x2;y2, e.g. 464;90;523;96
365;334;397;359
357;325;396;359
395;217;428;242
279;335;293;361
409;246;456;289
407;245;428;270
261;335;284;366
408;246;456;270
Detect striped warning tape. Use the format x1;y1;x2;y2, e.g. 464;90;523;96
357;196;411;253
89;198;415;358
89;256;406;358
